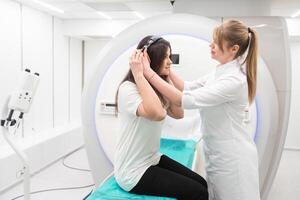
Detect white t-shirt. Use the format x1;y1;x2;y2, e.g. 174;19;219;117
114;81;164;191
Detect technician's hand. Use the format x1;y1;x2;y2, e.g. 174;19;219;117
129;50;143;78
142;50;155;80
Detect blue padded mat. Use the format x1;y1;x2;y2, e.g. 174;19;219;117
87;138;197;200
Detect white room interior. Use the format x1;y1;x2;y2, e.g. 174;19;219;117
1;0;300;200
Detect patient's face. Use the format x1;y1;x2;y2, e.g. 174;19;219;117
159;48;172;76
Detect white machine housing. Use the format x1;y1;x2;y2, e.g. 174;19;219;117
82;14;291;200
8;69;40;114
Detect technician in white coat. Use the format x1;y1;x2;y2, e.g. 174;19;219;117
136;20;261;200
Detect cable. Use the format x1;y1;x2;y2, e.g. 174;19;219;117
61;147;95;199
10;147;95;200
284;147;300;151
62;149;91;172
11;183;95;200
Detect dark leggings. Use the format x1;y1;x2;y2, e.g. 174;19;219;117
130;155;208;200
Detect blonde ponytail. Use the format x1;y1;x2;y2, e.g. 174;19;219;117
213;20;258;104
245;28;258;104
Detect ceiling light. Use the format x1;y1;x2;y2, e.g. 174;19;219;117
252;24;267;28
97;12;112;20
30;0;64;14
291;9;300;18
133;11;144;19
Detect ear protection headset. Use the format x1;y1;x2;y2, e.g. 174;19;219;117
141;36;162;51
140;36;178;64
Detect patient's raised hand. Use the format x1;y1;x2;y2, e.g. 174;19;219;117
142;50;155;80
129;50;143;78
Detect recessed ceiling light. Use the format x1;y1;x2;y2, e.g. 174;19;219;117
97;11;112;20
252;24;267;28
30;0;64;14
133;11;144;19
291;9;300;18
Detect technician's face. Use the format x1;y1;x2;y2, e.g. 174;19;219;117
210;40;237;65
159;48;172;76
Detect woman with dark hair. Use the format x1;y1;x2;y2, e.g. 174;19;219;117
114;35;208;200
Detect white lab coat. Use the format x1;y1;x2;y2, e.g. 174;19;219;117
182;59;260;200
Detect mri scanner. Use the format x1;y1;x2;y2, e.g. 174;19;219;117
82;14;291;200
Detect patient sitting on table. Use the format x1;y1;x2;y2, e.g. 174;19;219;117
114;35;208;200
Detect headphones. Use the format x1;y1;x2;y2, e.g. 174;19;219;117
141;36;162;51
140;36;179;64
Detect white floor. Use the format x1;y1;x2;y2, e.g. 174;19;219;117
0;147;94;200
0;148;300;200
267;149;300;200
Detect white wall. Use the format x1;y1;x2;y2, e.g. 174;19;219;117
22;5;53;135
286;19;300;36
0;0;83;192
0;0;22;145
84;39;111;86
70;38;83;124
54;18;69;127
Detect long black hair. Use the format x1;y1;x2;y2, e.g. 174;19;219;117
115;35;172;114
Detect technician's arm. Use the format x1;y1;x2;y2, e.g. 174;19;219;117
130;51;166;121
